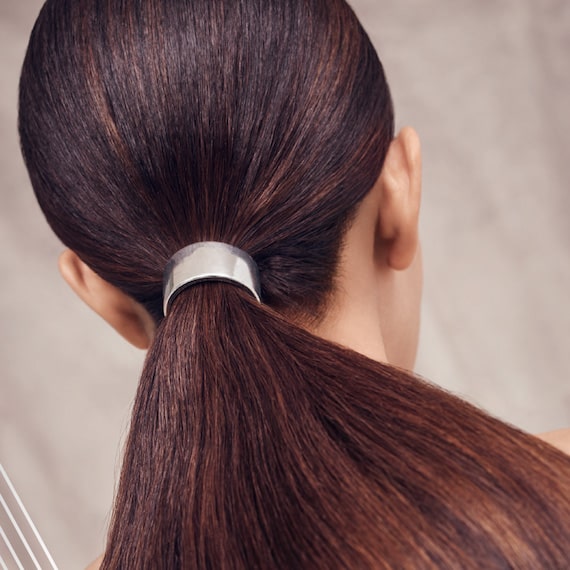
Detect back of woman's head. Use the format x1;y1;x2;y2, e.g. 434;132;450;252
20;0;392;322
19;0;570;568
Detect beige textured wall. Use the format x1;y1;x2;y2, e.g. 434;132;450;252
1;1;569;567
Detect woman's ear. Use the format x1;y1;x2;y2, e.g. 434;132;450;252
377;126;422;270
58;250;155;349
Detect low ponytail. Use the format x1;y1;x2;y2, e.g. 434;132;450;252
19;0;570;567
101;283;570;568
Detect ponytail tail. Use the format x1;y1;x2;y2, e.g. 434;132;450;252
102;284;570;569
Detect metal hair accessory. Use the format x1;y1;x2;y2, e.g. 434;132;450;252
163;241;261;316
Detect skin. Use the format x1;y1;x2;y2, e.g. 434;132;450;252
58;128;569;569
312;127;423;370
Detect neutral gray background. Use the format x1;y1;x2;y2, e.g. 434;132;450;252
1;0;569;568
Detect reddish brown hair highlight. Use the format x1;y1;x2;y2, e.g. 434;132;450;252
19;0;570;567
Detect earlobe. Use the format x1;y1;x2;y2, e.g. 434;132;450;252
58;249;87;297
378;127;422;271
58;250;155;349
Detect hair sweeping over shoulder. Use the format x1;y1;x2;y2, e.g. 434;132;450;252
18;0;570;567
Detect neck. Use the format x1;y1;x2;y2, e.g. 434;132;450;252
313;295;389;363
311;193;389;364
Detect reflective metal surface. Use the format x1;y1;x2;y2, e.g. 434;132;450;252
163;242;261;315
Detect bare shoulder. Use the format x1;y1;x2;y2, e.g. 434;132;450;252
85;555;103;570
537;428;570;455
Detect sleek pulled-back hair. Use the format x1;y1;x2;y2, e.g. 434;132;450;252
19;0;570;568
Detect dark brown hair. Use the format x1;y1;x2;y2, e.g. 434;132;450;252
19;0;570;567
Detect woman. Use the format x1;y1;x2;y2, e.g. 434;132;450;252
18;0;570;567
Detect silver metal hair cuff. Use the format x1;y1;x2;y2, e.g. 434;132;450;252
163;241;261;316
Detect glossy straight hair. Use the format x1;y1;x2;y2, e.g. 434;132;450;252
19;0;570;567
